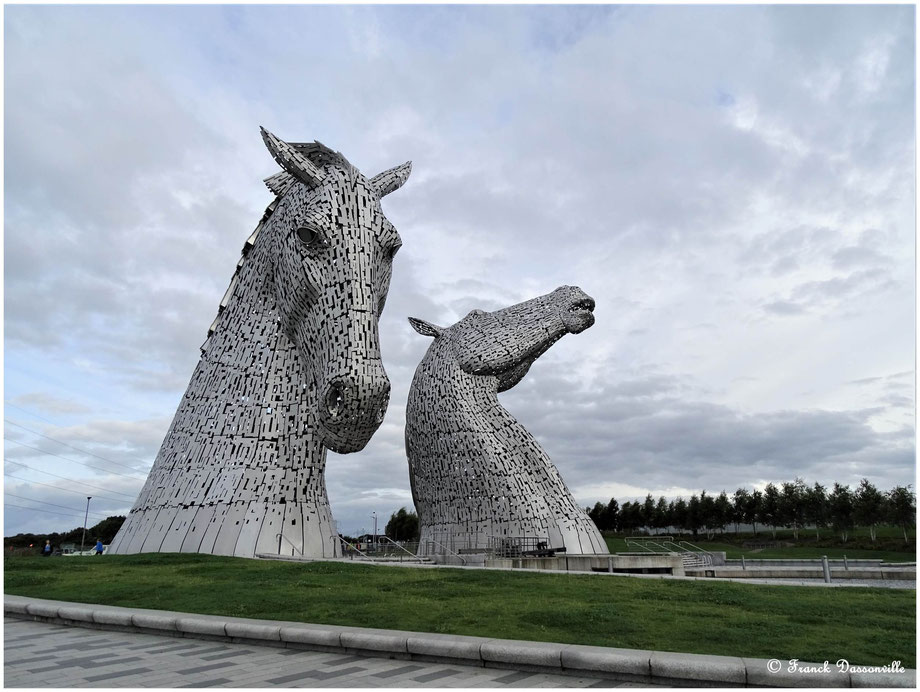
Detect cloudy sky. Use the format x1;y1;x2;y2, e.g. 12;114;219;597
4;4;915;538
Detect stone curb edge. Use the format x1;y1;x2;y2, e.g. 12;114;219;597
5;595;913;688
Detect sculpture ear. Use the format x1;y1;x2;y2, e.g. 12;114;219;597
370;161;412;198
261;127;326;188
408;317;442;338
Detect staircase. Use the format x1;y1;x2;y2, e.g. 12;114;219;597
624;536;713;568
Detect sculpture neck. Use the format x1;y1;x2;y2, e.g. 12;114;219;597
187;248;325;469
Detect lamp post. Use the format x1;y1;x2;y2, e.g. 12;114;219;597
80;496;92;555
372;511;377;552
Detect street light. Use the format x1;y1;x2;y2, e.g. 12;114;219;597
372;511;377;551
80;496;92;555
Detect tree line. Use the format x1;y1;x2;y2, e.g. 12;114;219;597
587;479;915;543
5;515;127;551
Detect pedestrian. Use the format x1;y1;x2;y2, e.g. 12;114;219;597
42;540;52;557
94;538;104;556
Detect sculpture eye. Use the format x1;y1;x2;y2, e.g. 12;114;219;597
295;226;324;247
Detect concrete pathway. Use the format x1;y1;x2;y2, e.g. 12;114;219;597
3;617;639;688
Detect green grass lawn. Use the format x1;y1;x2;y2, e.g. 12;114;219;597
605;532;916;563
5;554;915;667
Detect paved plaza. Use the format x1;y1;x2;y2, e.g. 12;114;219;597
4;617;643;688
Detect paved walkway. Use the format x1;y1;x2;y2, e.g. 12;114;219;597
3;618;640;688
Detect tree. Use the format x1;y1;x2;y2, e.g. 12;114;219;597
603;498;619;532
886;485;916;543
672;498;688;536
714;491;732;536
804;483;828;540
642;494;656;533
854;479;885;542
88;516;126;544
654;496;670;534
618;501;634;533
624;501;644;534
384;507;419;542
698;491;716;538
779;479;806;540
746;490;763;535
759;484;781;538
732;488;750;534
828;483;854;542
687;494;701;537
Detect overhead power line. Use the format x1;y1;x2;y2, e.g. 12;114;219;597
3;449;139;498
4;418;151;471
3;461;138;500
4;472;136;505
4;402;60;426
5;502;103;521
4;438;144;480
5;492;110;518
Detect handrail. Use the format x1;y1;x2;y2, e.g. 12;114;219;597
678;540;712;555
677;541;713;565
276;533;302;557
425;539;466;565
376;536;418;560
624;537;658;554
332;535;371;559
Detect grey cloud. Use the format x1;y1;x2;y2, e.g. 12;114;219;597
763;300;806;316
502;369;914;501
3;4;913;535
8;394;90;416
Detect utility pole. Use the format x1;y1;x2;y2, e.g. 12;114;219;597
80;496;92;555
372;511;377;552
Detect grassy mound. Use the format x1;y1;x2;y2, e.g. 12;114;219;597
5;553;914;667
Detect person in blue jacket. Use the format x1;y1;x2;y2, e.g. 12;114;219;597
41;540;52;557
94;539;104;555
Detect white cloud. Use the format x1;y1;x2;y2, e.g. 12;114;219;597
4;5;914;536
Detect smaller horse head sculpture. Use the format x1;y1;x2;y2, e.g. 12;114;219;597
409;285;595;392
405;286;605;555
260;128;411;452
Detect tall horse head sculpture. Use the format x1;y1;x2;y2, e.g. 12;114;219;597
405;286;608;556
109;129;411;558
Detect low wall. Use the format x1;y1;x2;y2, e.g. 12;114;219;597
484;553;685;576
687;567;916;580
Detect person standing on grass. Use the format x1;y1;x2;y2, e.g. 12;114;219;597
42;540;52;557
94;539;104;555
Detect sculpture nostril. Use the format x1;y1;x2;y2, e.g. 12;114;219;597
567;298;595;314
325;383;345;418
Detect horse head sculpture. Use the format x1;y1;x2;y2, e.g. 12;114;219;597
405;286;608;556
259;129;410;453
109;129;411;558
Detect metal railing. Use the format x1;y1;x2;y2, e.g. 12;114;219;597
624;536;713;567
677;541;713;567
376;536;424;561
332;535;371;560
276;533;303;557
423;539;467;565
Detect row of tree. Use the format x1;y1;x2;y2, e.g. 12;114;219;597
587;479;915;543
5;515;127;550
